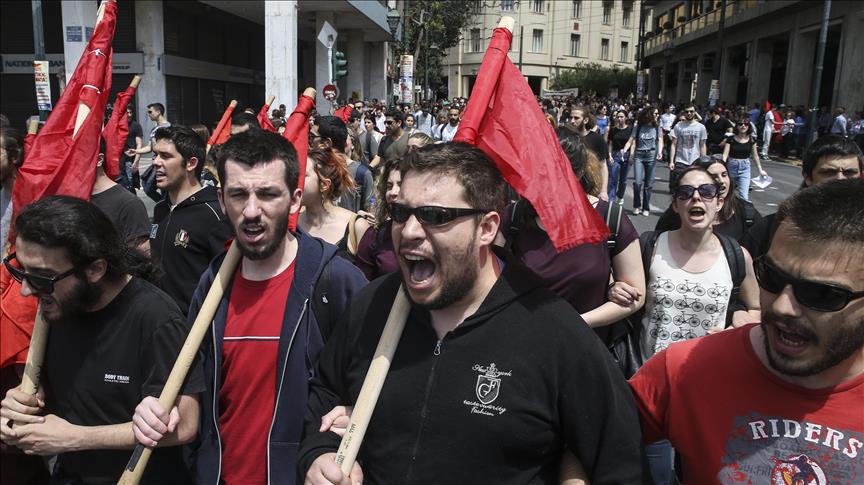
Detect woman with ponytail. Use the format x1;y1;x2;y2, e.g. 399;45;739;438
299;147;372;261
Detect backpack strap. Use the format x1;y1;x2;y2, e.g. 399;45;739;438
639;230;661;279
311;257;333;342
504;200;525;254
716;233;746;327
605;202;624;254
742;201;757;228
347;211;374;256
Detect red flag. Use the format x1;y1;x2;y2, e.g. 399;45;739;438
10;0;116;246
283;92;316;231
454;27;607;251
3;0;116;369
102;77;139;180
258;98;277;133
207;100;237;147
333;106;352;124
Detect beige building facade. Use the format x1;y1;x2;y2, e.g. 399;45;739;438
443;0;642;97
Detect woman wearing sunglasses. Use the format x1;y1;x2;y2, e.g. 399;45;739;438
299;147;371;261
497;127;646;343
614;166;761;483
655;156;763;244
722;118;767;201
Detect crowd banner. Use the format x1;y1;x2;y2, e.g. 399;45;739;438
258;95;277;133
283;87;316;231
103;75;141;180
206;99;238;152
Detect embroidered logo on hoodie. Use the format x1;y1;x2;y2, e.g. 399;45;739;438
174;228;190;248
463;363;511;417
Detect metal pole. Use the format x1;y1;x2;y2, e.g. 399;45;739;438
518;26;524;72
424;28;428;102
32;0;48;121
807;0;831;147
709;0;727;106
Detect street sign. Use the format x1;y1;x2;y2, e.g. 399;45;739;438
323;84;338;101
317;21;337;49
33;60;52;112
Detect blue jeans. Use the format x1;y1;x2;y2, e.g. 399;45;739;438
632;150;657;211
727;157;751;201
646;440;674;485
608;150;630;203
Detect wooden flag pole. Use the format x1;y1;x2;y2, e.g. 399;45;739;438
334;287;411;476
129;75;141;89
265;95;275;107
27;119;39;135
117;242;242;485
17;309;47;396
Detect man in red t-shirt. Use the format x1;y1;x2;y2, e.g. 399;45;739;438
131;130;366;484
630;179;864;484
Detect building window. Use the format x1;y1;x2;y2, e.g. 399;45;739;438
532;29;543;53
501;0;514;11
531;0;544;14
472;0;482;14
620;42;629;62
623;6;632;27
572;0;582;18
470;29;481;52
601;38;610;60
570;34;581;57
602;2;612;25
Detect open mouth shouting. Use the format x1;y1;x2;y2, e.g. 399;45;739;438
686;205;707;223
240;222;267;245
768;321;816;357
402;252;437;291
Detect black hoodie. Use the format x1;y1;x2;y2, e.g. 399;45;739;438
299;263;644;484
151;185;232;314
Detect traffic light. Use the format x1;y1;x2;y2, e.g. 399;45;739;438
332;49;348;81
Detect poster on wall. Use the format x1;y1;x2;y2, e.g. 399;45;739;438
34;60;53;112
400;54;414;104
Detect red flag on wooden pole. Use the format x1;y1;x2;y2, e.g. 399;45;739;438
10;0;117;243
283;88;316;231
453;22;608;251
258;95;277;133
102;75;141;180
207;100;238;149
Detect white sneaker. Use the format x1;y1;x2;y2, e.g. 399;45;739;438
617;198;624;206
632;208;641;216
642;209;650;216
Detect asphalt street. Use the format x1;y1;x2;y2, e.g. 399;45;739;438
615;158;803;235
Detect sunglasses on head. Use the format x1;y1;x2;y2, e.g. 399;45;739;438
389;203;486;226
2;253;78;294
674;183;720;201
754;257;864;312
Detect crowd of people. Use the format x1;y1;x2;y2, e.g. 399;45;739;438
0;87;862;485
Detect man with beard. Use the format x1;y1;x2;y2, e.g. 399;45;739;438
130;130;367;485
299;142;643;484
668;103;708;188
440;106;461;142
0;196;203;484
149;126;232;315
370;109;408;172
629;179;864;484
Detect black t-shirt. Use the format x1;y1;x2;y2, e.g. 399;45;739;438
44;277;205;484
727;138;755;159
704;116;733;146
125;120;143;150
608;125;632;152
582;130;609;161
91;184;151;243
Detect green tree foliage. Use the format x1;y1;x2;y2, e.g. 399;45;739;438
551;63;637;98
398;0;477;100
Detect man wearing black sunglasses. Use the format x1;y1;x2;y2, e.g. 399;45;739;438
629;179;864;483
301;142;643;484
370;109;408;172
0;196;204;483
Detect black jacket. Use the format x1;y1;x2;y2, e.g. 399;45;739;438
299;263;644;484
191;230;368;485
151;186;232;314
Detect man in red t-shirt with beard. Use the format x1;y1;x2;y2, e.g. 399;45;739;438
131;130;366;485
629;179;864;483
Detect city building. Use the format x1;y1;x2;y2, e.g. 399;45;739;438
1;0;398;134
443;0;642;97
640;0;864;109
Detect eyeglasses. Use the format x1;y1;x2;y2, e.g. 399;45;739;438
389;203;487;226
385;120;398;125
684;110;696;114
2;253;78;294
673;183;720;201
754;257;864;312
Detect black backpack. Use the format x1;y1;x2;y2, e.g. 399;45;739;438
353;162;372;211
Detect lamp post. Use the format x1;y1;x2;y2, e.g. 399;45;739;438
387;8;401;106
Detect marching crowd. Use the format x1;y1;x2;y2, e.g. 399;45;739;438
0;90;862;485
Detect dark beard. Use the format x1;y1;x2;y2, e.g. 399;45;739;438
45;276;103;324
761;313;864;377
236;215;290;261
402;234;478;311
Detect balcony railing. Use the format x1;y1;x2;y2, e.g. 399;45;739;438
643;0;758;52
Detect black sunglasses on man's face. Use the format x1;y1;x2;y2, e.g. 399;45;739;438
2;253;78;294
389;203;486;226
754;257;864;312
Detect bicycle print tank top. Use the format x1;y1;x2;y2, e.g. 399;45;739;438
640;232;732;362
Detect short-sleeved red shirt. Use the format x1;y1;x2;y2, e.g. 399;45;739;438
629;324;864;484
219;262;295;484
